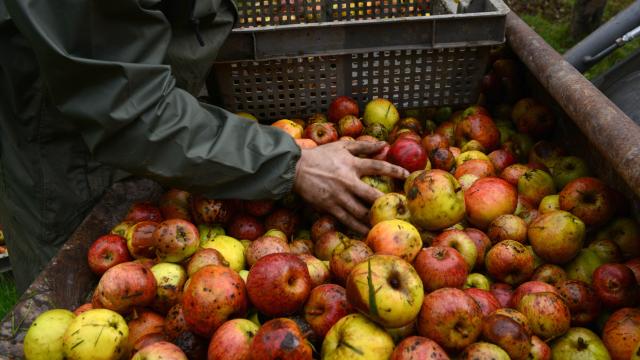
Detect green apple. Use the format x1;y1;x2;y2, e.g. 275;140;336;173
464;273;491;290
361;175;394;194
238;269;249;283
321;314;395;360
363;98;400;131
150;262;187;313
456;150;490;167
564;248;604;284
201;235;245;272
24;309;76;360
551;327;610;360
263;229;288;242
518;169;556;206
345;255;424;328
63;309;128;360
528;210;585;265
236;111;258;121
539;194;560;214
369;193;412;226
460;342;510;359
198;224;225;246
551;156;590;190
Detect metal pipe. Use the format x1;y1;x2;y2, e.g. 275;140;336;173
564;0;640;72
506;12;640;196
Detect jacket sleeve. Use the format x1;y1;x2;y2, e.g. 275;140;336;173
4;0;301;200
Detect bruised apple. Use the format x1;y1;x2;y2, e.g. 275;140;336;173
414;246;468;292
207;319;259;360
391;336;449;360
249;318;312;360
369;193;411;226
153;219;199;263
182;265;247;338
407;170;465;231
366;219;422;262
464;177;517;229
93;262;157;314
303;284;352;338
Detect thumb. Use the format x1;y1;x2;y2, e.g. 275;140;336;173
344;140;386;156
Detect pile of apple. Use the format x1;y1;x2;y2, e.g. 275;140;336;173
23;65;640;360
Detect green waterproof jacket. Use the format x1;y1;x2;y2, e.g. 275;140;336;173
0;0;301;293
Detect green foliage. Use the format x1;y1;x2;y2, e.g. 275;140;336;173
0;273;17;319
514;0;640;80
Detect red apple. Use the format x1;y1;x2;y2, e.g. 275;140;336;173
303;122;339;145
295;254;327;288
454;159;495;180
290;239;313;255
245;199;275;217
132;341;186;359
488;149;516;173
390;336;449;360
207;319;259;360
337;115;364;137
482;311;532;360
182;265;247;337
485;240;535;286
516;292;570;341
530;264;567;286
464;228;492;270
246;235;290;267
556;279;601;326
625;258;640;284
128;311;165;352
388;138;428;172
93;262;157;314
330;240;373;285
366;219;422;263
431;147;455;171
432;229;478;271
303;284;352;338
559;177;616;227
435;121;456;146
159;189;192;221
186;248;228;277
153;219;199;263
247;253;312;317
87;234;132;275
529;335;551;360
464;288;501;317
421;133;449;155
455;114;500;151
414;246;469;292
464;177;517;229
126;202;163;223
311;215;339;242
509;281;560;308
191;197;235;225
328;96;359;123
417;288;483;352
602;307;640;360
249;318;312;360
490;283;514;308
265;208;300;239
487;214;527;244
592;263;639;309
164;304;189;342
500;164;530;186
514;104;555;138
228;215;265;241
314;231;349;261
125;221;159;259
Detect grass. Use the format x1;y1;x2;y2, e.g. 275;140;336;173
510;0;640;80
0;272;18;319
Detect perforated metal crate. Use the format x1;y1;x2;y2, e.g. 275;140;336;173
208;0;509;121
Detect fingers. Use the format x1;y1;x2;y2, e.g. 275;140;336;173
356;158;410;179
328;204;370;235
343;140;386;156
336;191;370;222
350;179;384;204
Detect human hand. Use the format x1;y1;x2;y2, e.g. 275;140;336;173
293;141;409;235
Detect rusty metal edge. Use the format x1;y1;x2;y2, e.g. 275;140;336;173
0;178;163;359
505;12;640;197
